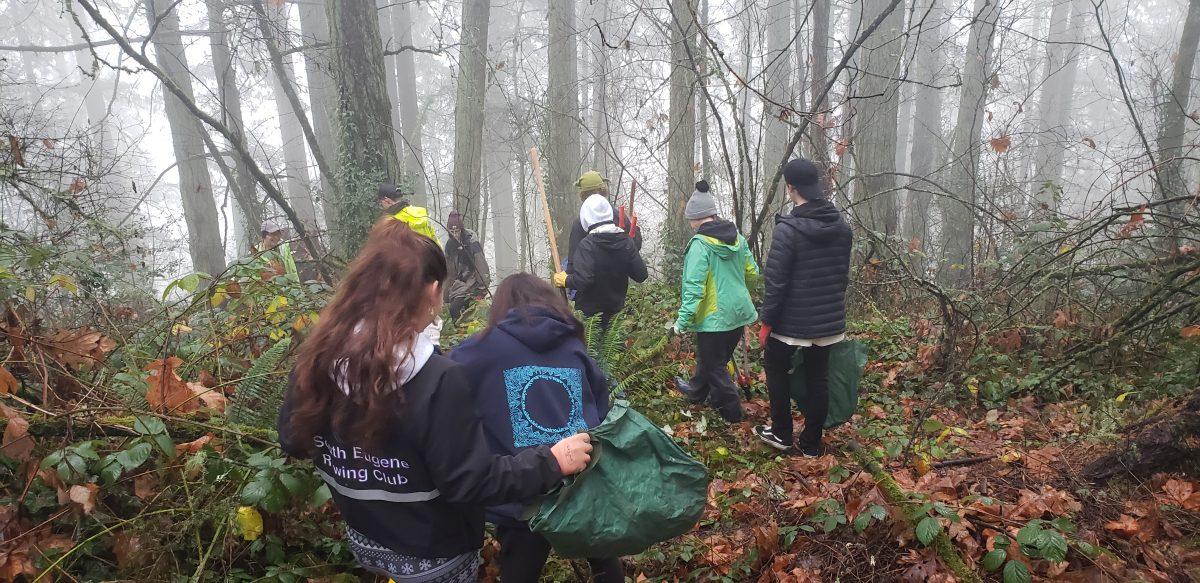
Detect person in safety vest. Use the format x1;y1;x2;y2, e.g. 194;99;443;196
379;183;445;345
379;183;438;244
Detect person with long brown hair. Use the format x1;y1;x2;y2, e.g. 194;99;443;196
449;273;623;582
277;220;592;583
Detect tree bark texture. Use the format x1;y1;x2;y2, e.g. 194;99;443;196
324;0;402;256
903;0;944;260
808;0;831;176
667;0;699;254
853;0;904;237
264;2;320;236
764;0;793;209
451;0;491;231
204;0;264;254
145;0;226;276
939;0;1001;285
1154;0;1200;247
390;1;429;206
1031;0;1086;210
297;0;340;227
547;0;581;264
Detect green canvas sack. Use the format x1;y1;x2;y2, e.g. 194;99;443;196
526;400;709;558
789;339;869;428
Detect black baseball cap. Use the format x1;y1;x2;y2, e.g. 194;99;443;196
782;158;826;200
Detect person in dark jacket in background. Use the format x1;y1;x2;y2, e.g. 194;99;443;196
277;219;591;583
444;211;491;321
671;181;759;423
554;194;648;329
566;171;642;272
450;273;622;583
753;158;853;457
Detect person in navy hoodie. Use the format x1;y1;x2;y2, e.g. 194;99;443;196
278;219;592;583
450;273;623;583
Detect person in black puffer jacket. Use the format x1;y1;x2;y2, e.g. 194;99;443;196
554;195;648;329
753;158;853;458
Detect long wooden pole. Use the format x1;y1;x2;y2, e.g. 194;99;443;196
529;147;563;271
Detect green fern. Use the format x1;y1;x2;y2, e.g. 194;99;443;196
583;312;675;399
227;337;292;428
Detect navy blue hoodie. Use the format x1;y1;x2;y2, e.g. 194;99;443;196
449;306;611;520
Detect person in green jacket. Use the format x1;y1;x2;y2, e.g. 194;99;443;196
671;181;759;422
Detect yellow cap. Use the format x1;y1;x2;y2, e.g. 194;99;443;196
575;170;608;191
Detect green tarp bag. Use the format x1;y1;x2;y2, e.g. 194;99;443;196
789;339;869;429
526;400;709;558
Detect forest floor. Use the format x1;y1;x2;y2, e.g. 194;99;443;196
1;282;1198;582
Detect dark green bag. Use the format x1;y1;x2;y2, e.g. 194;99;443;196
790;339;869;428
526;400;709;558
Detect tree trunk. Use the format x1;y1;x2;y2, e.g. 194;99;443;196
904;0;944;263
451;0;491;230
667;0;698;253
939;0;1001;285
764;0;793;208
547;0;581;264
1154;0;1200;248
852;0;904;237
325;0;402;256
390;2;429;206
591;0;615;179
296;0;339;228
204;0;263;255
697;0;713;183
145;0;226;276
1031;0;1086;211
808;0;831;175
264;2;320;236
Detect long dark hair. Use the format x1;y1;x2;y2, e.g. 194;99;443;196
486;273;585;342
286;218;447;454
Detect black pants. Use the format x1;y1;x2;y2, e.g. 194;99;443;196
496;525;623;583
764;338;832;450
688;327;746;423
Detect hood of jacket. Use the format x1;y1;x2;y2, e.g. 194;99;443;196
692;219;741;258
495;306;580;353
777;199;847;243
586;225;635;252
334;330;435;395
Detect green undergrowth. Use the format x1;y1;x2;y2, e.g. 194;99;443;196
4;282;1198;582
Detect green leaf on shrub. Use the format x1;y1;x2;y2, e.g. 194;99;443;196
982;549;1006;571
915;516;941;545
1003;560;1031;583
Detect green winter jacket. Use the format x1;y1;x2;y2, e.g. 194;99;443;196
674;220;759;333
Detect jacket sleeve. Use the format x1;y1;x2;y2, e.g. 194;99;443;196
567;219;586;273
627;244;649;283
472;243;491;288
565;237;596;291
674;242;707;332
742;238;762;292
420;365;562;505
760;224;793;327
276;382;304;458
583;354;612;420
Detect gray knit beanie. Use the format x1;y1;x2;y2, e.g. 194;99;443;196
683;180;718;220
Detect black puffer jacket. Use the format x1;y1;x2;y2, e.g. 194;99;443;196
760;199;853;339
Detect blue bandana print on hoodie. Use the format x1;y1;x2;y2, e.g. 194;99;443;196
449;306;610;522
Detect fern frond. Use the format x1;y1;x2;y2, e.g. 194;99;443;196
227;337;293;428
